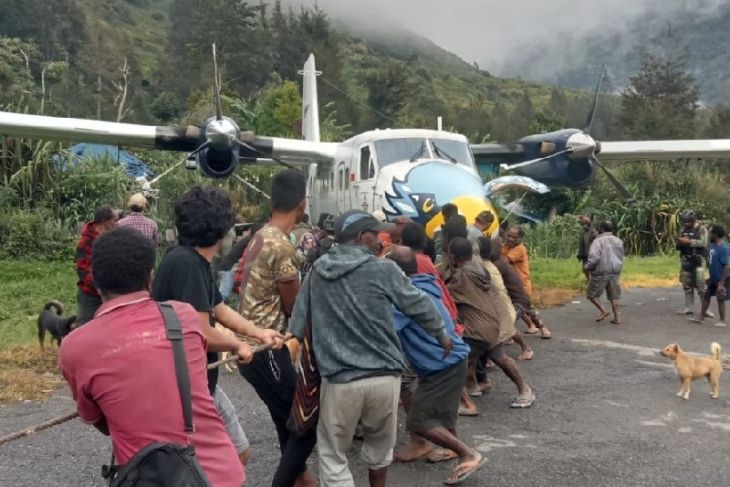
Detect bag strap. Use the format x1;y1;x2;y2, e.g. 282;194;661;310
157;302;194;434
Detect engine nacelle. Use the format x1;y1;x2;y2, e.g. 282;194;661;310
196;116;241;178
511;129;595;188
197;146;239;178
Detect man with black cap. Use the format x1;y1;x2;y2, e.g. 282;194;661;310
289;209;451;487
676;211;711;317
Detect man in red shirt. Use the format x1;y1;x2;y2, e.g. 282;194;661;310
75;206;119;326
59;227;245;487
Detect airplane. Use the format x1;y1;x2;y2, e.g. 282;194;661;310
2;49;730;238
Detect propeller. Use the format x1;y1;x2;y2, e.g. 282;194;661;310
212;43;223;121
591;156;635;203
583;65;605;134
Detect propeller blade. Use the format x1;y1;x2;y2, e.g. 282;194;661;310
235;139;300;171
591;156;635;202
212;43;223;121
500;148;573;172
583;66;606;134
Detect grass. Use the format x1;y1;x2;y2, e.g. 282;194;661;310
531;253;678;306
0;254;681;403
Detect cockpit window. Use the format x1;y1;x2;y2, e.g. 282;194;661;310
373;138;474;167
431;139;475;167
373;138;432;166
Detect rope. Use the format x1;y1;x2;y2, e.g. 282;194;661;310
0;337;291;447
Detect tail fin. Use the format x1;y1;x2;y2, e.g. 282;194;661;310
44;300;64;315
299;54;321;142
711;342;721;361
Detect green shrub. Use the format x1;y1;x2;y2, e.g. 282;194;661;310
523;214;582;259
0;209;74;260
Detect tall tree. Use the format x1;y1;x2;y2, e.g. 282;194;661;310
618;25;699;139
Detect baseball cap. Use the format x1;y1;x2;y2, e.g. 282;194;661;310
128;193;147;209
334;210;394;243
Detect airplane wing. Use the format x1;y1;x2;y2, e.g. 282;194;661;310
0;110;337;165
598;139;730;160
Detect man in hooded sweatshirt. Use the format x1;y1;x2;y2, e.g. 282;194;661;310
387;246;484;485
289;210;451;487
446;237;535;409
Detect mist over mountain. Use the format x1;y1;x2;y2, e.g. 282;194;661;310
290;0;730;105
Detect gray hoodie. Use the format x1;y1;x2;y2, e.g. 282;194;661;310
289;244;446;383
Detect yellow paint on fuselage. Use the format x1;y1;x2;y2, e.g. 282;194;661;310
424;195;500;238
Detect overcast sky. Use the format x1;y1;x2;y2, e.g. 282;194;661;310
287;0;725;74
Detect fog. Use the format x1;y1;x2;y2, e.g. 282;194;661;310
286;0;725;77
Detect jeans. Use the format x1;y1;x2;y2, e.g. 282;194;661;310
76;289;102;326
219;270;234;300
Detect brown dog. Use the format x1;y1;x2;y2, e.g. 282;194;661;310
660;342;722;400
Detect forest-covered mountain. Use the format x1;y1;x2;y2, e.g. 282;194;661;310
497;1;730;105
0;0;616;143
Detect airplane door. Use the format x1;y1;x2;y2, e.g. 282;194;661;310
354;144;377;212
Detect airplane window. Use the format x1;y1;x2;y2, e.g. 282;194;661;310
360;146;372;180
431;139;475;167
345;168;350;189
373;138;432;166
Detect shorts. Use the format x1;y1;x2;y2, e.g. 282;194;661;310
407;359;467;433
213;386;250;453
705;281;730;301
587;274;621;301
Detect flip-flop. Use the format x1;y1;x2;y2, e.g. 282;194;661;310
611;320;622;325
444;454;486;485
524;328;540;335
458;406;479;417
596;313;609;322
427;447;459;463
510;390;536;408
517;350;534;361
540;329;552;339
394;446;434;463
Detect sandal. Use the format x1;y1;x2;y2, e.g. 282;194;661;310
540;327;552;339
444;452;486;485
427;447;459;463
510;390;536;408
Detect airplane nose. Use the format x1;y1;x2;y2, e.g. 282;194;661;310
424;195;498;238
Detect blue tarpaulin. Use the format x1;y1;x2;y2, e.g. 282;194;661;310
53;143;155;179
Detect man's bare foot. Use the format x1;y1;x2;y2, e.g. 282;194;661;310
540;326;552;339
294;470;317;487
611;318;622;325
517;349;534;360
477;380;492;393
596;312;609;322
524;327;539;334
394;438;434;462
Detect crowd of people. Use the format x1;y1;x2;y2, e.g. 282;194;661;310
62;173;671;487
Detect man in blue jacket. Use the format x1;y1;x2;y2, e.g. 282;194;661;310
387;245;485;485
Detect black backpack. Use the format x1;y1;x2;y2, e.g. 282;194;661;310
101;303;212;487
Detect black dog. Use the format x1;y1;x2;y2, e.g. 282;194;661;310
37;301;76;351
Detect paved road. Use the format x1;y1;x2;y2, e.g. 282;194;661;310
1;287;729;486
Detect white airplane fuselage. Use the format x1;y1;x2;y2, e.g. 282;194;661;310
305;128;499;237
